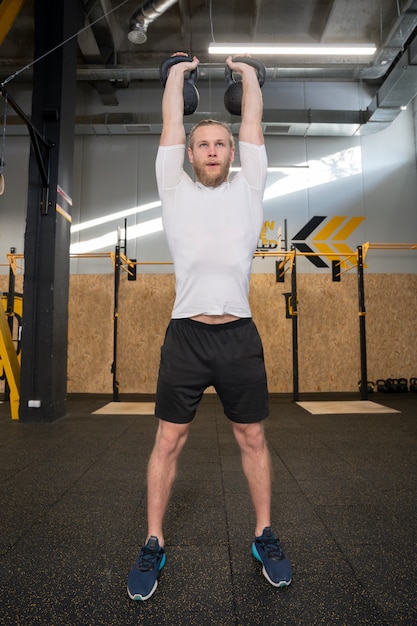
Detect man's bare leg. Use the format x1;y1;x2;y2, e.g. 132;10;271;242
146;420;190;545
232;421;272;536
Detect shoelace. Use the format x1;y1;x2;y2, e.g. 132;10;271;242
259;535;284;561
138;546;160;572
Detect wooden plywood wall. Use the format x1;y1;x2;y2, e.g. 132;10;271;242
67;274;114;394
1;273;416;395
67;273;417;394
365;274;417;381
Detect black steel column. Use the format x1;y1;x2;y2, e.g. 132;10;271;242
112;244;121;402
357;245;368;400
19;0;84;422
291;247;299;402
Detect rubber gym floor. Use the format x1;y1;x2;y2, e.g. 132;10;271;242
0;392;416;626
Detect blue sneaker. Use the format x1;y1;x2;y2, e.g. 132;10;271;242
127;536;166;601
252;527;292;587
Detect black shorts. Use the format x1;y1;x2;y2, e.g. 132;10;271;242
155;318;269;424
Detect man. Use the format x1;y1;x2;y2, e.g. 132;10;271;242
127;53;292;602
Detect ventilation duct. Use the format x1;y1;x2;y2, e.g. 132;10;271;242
128;0;178;44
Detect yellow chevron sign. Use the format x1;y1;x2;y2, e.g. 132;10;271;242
313;216;365;268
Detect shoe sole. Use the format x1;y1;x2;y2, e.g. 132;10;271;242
127;553;166;601
261;566;292;588
252;544;292;588
127;580;158;601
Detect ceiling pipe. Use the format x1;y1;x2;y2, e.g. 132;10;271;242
128;0;178;44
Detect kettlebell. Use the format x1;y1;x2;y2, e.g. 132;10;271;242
398;377;408;392
224;56;266;116
358;380;375;394
159;55;199;116
386;378;400;393
377;379;389;392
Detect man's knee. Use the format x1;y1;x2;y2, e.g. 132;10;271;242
232;421;266;453
154;420;190;457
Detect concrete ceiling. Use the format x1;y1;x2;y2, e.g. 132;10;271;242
2;0;417;135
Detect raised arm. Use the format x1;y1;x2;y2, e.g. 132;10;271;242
225;56;264;145
160;53;200;146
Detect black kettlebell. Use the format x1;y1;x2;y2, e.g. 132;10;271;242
159;55;199;116
398;377;408;392
358;380;375;393
224;56;266;116
377;379;388;392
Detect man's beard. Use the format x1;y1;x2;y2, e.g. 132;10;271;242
193;161;230;188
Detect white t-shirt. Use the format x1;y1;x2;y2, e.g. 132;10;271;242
155;141;267;318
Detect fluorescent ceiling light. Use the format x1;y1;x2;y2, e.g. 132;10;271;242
208;43;377;56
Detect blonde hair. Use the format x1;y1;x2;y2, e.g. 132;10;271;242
188;119;234;149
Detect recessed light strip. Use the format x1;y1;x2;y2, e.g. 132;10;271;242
208;43;377;56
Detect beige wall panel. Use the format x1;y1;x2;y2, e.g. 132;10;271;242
0;275;24;293
1;273;416;397
249;274;293;392
365;274;417;383
117;274;175;393
296;274;359;392
67;274;114;393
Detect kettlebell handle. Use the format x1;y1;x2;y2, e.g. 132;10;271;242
159;54;200;116
159;55;198;87
224;56;266;88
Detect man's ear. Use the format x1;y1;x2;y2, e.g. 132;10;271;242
187;146;194;163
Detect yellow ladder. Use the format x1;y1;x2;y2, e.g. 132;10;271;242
0;301;20;419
